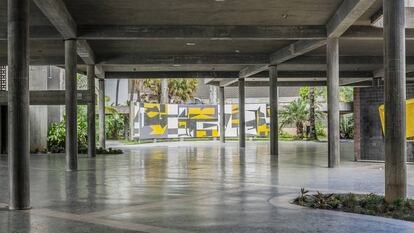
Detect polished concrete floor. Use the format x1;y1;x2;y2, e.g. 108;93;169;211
1;141;414;233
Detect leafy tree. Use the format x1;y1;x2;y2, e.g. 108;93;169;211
299;87;324;140
168;79;198;103
279;98;309;139
340;87;354;102
133;78;198;104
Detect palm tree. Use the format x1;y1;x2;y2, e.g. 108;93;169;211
168;79;198;103
129;79;198;104
279;98;309;139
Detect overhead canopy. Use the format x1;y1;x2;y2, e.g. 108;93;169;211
2;0;414;86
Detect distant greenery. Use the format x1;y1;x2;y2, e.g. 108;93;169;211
279;98;309;139
47;107;88;153
340;115;354;139
294;189;414;222
47;105;123;154
138;79;198;103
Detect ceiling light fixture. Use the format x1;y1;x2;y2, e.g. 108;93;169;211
186;42;196;46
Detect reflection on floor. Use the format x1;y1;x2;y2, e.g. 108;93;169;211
0;141;413;233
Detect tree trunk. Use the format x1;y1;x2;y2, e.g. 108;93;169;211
296;121;304;139
115;79;120;106
308;87;318;140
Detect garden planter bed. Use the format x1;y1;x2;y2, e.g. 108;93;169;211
293;189;414;222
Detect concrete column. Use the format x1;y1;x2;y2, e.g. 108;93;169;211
87;65;96;158
210;86;218;104
219;86;225;143
98;79;106;149
65;39;77;171
8;0;31;210
384;0;407;202
372;77;381;86
160;79;168;104
238;78;246;148
269;66;279;156
327;38;340;168
129;102;135;141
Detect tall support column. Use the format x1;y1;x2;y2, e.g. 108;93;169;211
87;65;96;158
269;66;279;156
160;79;168;104
219;86;225;143
384;0;407;202
65;39;77;171
98;79;106;149
238;78;246;148
327;38;340;168
8;0;31;210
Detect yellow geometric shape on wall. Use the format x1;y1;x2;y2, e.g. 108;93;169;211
379;99;414;138
196;130;207;137
144;103;168;118
188;107;216;120
178;121;187;128
212;129;219;137
150;125;168;135
232;105;239;114
257;124;269;136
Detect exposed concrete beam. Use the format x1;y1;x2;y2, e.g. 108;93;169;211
32;0;96;65
239;0;376;79
373;64;414;77
77;40;96;65
105;71;240;79
327;0;377;38
98;54;268;65
78;25;326;40
108;70;373;81
3;55;411;67
32;0;77;39
2;54;410;67
226;81;328;87
239;65;269;78
4;25;414;41
220;70;373;86
270;40;327;65
220;78;240;87
0;90;92;105
342;26;414;40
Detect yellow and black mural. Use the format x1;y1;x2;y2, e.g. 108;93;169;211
134;103;271;139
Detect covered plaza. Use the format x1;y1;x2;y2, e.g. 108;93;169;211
1;0;414;232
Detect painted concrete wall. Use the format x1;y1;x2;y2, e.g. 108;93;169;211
132;103;271;140
28;66;64;151
354;85;414;161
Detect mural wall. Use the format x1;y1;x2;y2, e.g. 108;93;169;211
133;103;270;139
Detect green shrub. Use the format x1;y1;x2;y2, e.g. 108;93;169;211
105;113;125;140
47;107;88;153
294;189;414;222
47;106;123;154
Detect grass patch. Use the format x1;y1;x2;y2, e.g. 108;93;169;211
294;188;414;222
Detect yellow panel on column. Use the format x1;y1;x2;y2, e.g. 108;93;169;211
379;99;414;138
